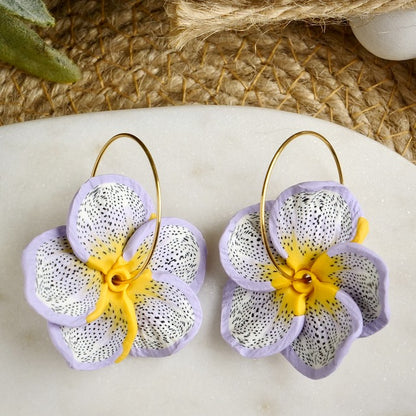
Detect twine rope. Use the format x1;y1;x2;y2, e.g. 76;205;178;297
168;0;416;48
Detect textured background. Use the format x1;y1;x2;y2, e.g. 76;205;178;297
0;0;415;162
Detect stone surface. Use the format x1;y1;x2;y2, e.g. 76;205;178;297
351;10;416;60
0;106;414;415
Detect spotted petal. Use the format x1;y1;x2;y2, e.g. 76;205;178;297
48;288;133;370
282;290;363;379
23;226;103;326
311;242;389;337
219;202;287;292
269;181;363;269
221;280;304;357
129;271;202;357
123;218;207;293
67;174;154;271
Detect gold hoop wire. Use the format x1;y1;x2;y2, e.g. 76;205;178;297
259;130;343;274
91;133;161;284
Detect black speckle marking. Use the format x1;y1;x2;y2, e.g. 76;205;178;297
227;210;282;283
139;225;201;285
228;286;295;349
60;301;127;363
36;236;102;316
274;190;354;258
76;182;149;258
291;298;353;369
132;280;195;350
328;251;381;325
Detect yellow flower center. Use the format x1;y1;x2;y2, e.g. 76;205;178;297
270;266;317;316
292;270;315;295
105;259;136;292
84;242;152;363
266;216;369;316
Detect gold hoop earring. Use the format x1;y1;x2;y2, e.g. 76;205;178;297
23;133;207;370
219;130;389;380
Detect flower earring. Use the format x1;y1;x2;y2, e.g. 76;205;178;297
219;131;389;379
23;133;207;370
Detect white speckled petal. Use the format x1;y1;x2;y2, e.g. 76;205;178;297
221;280;304;357
129;271;202;357
219;202;286;291
123;218;207;293
269;181;363;266
282;290;363;379
67;174;154;267
312;242;389;337
23;226;103;326
48;291;130;370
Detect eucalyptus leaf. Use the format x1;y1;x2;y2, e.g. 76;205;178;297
0;0;54;27
0;11;81;83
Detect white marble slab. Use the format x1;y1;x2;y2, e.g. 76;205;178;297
0;106;415;415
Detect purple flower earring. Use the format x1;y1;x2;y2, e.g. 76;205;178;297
23;133;206;370
219;131;389;379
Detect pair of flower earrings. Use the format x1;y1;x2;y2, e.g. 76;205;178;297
22;132;389;379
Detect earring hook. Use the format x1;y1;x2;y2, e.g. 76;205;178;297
91;133;162;284
259;130;344;275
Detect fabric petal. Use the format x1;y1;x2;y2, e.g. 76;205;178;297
219;202;288;291
48;290;132;370
311;242;389;337
67;174;154;271
123;218;207;293
269;181;363;269
128;271;202;357
221;280;304;357
282;290;363;379
23;226;103;326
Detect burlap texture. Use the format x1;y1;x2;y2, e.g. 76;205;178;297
0;0;415;162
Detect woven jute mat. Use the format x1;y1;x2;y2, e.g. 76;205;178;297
0;0;415;162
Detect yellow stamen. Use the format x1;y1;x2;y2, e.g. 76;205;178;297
352;217;369;244
105;257;134;291
85;239;124;274
267;216;365;319
87;255;118;275
284;234;317;273
306;276;339;313
310;252;344;285
292;279;313;294
86;282;109;323
278;286;308;316
271;274;292;290
85;240;154;362
115;290;138;363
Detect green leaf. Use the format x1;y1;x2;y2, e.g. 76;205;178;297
0;11;81;83
0;0;54;27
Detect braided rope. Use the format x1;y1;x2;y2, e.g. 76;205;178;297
168;0;416;48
